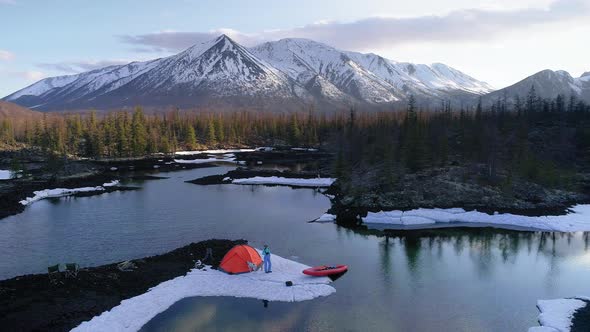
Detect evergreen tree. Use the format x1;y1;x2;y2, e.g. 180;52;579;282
184;124;197;150
131;107;147;156
206;119;216;145
288;114;301;146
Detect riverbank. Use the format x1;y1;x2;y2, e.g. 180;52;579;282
0;239;244;332
0;155;221;219
0;173;139;219
3;147;590;224
327;166;590;226
187;168;334;188
0;147;333;219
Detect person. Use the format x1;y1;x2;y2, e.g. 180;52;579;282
262;244;272;273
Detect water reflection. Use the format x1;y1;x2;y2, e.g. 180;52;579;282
140;297;316;332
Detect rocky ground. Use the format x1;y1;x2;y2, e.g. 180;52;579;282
327;165;590;224
0;239;245;332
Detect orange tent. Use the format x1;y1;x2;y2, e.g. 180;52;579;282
219;244;262;274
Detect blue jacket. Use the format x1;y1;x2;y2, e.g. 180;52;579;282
263;247;271;256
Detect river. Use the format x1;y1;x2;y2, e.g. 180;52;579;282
1;166;589;331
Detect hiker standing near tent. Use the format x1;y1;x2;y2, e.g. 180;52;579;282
263;244;272;273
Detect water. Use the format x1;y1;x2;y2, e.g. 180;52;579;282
1;166;590;331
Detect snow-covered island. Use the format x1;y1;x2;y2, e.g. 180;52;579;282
72;250;335;332
529;297;590;332
19;180;120;206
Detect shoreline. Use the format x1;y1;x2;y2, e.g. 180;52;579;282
0;239;245;332
0;148;333;220
2;149;590;225
0;156;220;220
186;167;590;219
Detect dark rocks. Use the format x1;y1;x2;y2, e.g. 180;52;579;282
235;149;332;171
330;166;590;218
571;299;590;332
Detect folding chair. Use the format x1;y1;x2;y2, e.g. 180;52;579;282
48;264;62;285
65;263;79;278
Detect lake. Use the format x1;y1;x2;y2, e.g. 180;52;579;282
1;166;589;331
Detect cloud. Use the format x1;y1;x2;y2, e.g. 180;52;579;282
118;29;262;53
37;60;131;74
119;0;589;52
23;70;45;81
0;0;16;4
0;69;46;81
0;50;15;61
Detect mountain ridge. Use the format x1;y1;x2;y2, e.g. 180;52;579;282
483;68;590;105
3;34;494;112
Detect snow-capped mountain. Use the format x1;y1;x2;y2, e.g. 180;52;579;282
4;35;493;111
483;70;590;104
251;38;494;104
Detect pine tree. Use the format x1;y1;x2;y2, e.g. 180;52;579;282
184;124;197;150
288;114;301;146
131;107;147;156
214;117;225;143
526;85;538;115
206;119;217;146
407;95;417;121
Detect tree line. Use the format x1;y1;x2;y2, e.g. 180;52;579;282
1;108;327;158
1;88;589;187
335;89;590;189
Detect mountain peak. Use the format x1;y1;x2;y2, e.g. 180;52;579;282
581;71;590;78
529;69;572;81
181;34;237;58
215;33;235;43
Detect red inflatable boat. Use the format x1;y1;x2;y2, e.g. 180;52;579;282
303;265;348;277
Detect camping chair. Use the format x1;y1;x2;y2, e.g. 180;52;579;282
117;260;137;272
65;263;79;278
48;264;62;285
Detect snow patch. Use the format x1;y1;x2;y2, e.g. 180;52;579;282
291;147;318;152
314;214;337;223
363;205;590;232
19;181;120;206
529;297;589;332
173;156;236;164
71;251;335;332
0;170;12;180
256;147;274;152
175;148;255;155
232;176;335;187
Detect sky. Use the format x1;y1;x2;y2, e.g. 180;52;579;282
0;0;588;97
